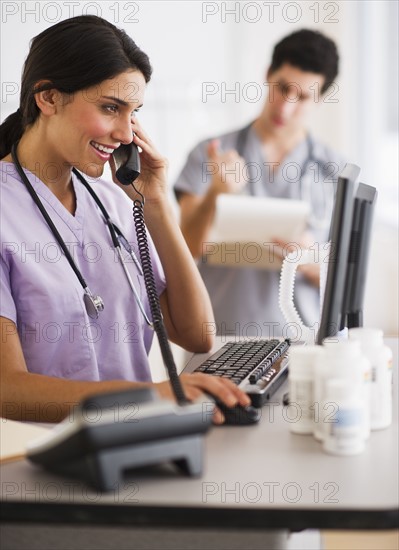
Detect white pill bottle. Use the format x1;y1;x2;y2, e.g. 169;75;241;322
349;328;393;430
322;378;366;456
288;346;323;434
314;339;370;441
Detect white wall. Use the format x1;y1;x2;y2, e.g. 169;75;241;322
0;1;378;177
1;1;398;350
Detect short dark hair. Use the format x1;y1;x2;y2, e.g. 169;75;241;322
269;29;339;93
0;15;152;158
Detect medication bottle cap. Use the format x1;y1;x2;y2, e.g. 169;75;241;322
289;345;323;375
349;328;383;347
289;345;323;360
323;338;361;359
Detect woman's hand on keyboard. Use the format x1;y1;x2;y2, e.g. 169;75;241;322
155;373;251;424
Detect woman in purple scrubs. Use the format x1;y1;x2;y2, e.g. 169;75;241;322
0;15;250;422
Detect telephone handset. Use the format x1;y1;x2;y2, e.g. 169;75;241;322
113;141;141;185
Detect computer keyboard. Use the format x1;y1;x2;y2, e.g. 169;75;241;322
194;339;291;407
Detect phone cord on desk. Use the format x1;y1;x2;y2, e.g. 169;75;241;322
132;195;189;406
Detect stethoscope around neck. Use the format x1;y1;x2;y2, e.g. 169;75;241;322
10;143;153;326
236;123;332;230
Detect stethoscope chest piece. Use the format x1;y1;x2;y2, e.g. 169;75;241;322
83;290;105;319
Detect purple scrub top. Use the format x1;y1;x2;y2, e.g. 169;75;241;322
0;162;166;382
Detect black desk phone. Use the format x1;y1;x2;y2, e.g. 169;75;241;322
27;388;212;491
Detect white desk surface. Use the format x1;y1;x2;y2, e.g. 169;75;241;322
1;340;398;530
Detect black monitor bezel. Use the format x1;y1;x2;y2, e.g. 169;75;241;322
341;183;377;330
316;164;360;344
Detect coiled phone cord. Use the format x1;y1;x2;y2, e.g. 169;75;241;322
131;191;189;406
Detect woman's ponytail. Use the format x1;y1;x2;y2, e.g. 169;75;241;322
0;109;24;159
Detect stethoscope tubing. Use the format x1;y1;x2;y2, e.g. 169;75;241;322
10;142;149;323
235;122;331;229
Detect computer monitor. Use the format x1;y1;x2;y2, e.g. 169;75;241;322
341;182;377;330
316;164;377;344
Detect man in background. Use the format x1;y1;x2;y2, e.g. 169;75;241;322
174;29;345;338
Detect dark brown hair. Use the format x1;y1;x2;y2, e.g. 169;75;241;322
269;29;339;94
0;15;152;158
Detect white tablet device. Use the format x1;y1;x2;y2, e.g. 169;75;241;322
212;194;310;243
204;195;310;270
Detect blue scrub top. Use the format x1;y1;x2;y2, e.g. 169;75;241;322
174;125;346;337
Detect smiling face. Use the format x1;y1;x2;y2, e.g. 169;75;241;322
46;70;146;178
263;63;326;135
